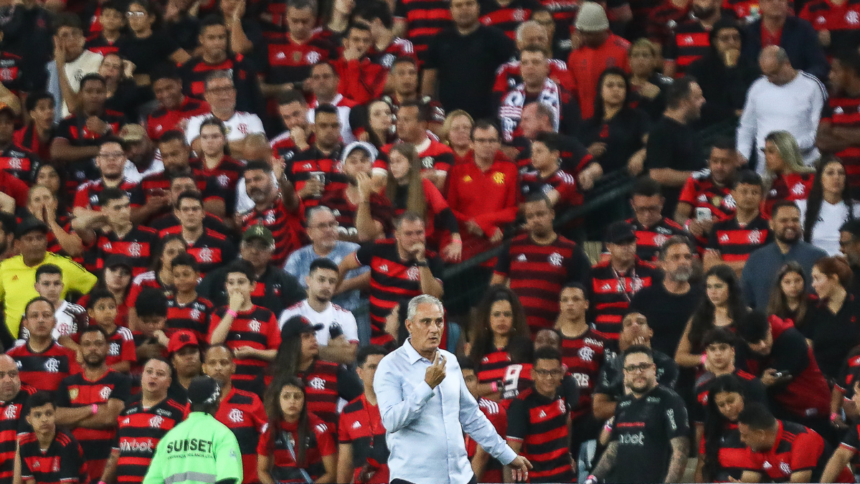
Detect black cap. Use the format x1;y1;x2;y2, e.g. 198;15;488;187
14;217;48;239
605;221;636;244
187;376;221;406
280;315;323;340
0;104;16;120
104;255;133;271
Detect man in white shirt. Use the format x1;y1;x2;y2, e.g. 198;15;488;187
737;46;827;173
279;258;359;364
374;294;532;484
48;13;104;121
185;71;264;160
28;263;88;343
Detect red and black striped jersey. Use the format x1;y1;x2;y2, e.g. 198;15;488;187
91;225;158;277
18;430;89;484
105;327;136;368
479;0;544;39
0;385;37;484
190;156;245;196
260;35;338;85
367;37;417;68
0;144;39;184
239;199;305;267
378;138;456;177
178;54;258;105
697;423;752;482
764;172;814;217
318;189;394;239
338;394;390;483
145;97;210;141
560;328;607;417
114;397;187;484
379;95;446;126
500;363;534;402
474;336;534;385
514;135;593;176
256;415;336;482
13;124;52;162
139;169;225;208
270;131;315;165
800;0;860;56
166;295;213;342
465;398;506;483
589;259;658;339
393;0;452;62
822;92;860;199
493;59;574;94
744;420;841;482
834;424;860;481
213;387;267;484
678;170;736;223
621;217;689;262
84;33;120;57
494;234;591;335
836;351;860;397
665;19;712;75
184;229;238;277
73;178;143;212
208;305;280;383
54;111;126;197
125;271;171;313
692;368;764;424
151;212;229;238
0;51;24;95
7;342;80;393
297;359;357;429
56;369;131;482
506;388;575;483
520;169;583;211
289;145;348;208
647;2;690;47
707;214;772;262
354;239;444;347
539;0;578;27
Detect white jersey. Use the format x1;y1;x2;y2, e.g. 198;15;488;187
279;300;359;345
185;111;265;145
19;300;88;342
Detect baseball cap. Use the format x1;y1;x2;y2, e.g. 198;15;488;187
575;2;610;32
280;315;323;340
242;224;274;246
0;103;16;119
187;376;221;406
605;221;636;244
120;124;147;142
14;217;48;239
168;330;199;354
104;255;133;271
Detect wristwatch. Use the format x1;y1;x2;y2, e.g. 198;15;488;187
416;261;429;267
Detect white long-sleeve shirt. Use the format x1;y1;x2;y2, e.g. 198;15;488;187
374;339;517;484
736;71;827;172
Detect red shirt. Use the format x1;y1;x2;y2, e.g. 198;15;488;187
332;58;388;105
256;415;336;482
762;24;783;47
146;97;210;140
567;34;631;119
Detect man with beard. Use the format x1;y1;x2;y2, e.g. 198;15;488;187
238;161;304;267
630;236;702;358
742;200;827;309
101;358;187;484
663;0;726;78
72;137;143;217
492;194;591;336
379;101;454;191
675;139;740;241
55;326;131;483
306;62;357;144
621;178;689;263
146;65;210;141
279;258;359;364
645;77;707;218
0;355;37;484
271;91;313;164
201;345;267;484
120;125;163;184
287;105;348;208
586;346;689;484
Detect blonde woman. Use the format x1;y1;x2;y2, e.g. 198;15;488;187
441;109;474;164
628;39;671;121
761;131;815;216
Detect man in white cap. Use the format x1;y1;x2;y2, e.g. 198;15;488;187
567;2;631;119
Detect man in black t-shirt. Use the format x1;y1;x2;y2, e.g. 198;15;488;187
587;346;690;484
644;77;706;217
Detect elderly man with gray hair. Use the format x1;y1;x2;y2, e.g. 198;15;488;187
736;46;827;172
374;294;533;484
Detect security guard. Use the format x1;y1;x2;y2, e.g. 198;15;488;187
144;376;244;484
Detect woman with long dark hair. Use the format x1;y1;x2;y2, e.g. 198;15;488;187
467;286;532;400
78;257;134;327
804;256;860;379
676;265;748;368
358;99;397;150
126;234;187;329
798;157;859;255
696;375;751;482
766;262;814;330
257;377;337;484
385;143;461;261
118;0;190;85
36;162;72;212
579;67;650;177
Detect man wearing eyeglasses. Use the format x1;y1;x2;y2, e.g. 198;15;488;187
506;346;577;483
586;346;690;484
623;178;689;263
71;137;143;219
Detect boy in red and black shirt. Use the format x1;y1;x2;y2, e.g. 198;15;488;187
705;171;770;274
14;93;55;162
461;356;506;483
0;107;41;185
75;289;135;374
167;254;213;342
207;260;280;392
80;188;157;276
506;347;576;483
19;392;89;484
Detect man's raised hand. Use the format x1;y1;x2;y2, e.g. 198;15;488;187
425;351;446;389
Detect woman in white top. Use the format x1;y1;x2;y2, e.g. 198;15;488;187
798;157;860;255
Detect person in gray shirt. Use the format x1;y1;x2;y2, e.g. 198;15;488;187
742;200;827;308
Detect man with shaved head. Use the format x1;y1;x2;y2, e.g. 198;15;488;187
737;45;827;172
0;354;36;484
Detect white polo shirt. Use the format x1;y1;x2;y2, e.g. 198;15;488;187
278;299;359;345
